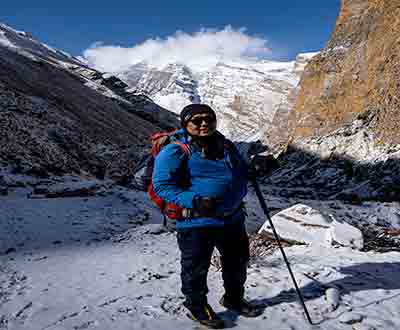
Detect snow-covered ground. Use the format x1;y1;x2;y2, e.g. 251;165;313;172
1;178;400;330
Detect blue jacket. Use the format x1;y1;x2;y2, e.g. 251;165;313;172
152;129;248;229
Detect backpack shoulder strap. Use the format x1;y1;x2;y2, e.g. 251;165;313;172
172;141;192;158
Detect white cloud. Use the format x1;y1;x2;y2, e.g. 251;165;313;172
83;26;271;73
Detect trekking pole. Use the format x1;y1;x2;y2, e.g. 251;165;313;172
251;177;313;325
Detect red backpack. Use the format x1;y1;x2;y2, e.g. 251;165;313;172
132;131;191;220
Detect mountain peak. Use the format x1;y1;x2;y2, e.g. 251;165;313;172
114;56;314;142
0;22;85;69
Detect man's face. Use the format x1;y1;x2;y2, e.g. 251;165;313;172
186;114;217;137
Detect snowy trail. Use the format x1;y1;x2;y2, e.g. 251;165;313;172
1;187;400;330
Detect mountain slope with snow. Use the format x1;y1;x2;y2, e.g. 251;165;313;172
116;55;316;142
0;23;86;69
0;23;178;180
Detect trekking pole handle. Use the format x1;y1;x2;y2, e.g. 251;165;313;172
251;178;313;325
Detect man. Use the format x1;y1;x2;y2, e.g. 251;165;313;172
152;104;261;328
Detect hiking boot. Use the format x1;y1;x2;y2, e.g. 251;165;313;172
219;295;264;318
184;302;226;329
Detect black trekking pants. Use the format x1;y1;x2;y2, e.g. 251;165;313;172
176;221;250;306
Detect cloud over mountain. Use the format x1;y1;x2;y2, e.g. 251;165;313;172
83;26;271;73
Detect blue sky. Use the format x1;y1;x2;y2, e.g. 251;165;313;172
1;0;341;61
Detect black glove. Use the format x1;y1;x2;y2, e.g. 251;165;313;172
193;197;219;217
247;156;260;180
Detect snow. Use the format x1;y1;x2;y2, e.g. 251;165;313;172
296;52;320;60
1;179;400;330
292;52;319;77
0;30;15;48
325;287;341;311
339;312;364;324
115;56;304;142
328;219;364;250
0;23;27;37
152;93;193;115
0;22;86;70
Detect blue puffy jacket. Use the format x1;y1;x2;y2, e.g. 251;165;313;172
152;129;248;229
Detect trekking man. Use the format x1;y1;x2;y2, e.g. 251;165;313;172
152;104;262;328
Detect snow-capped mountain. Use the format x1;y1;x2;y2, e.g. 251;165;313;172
116;54;317;142
0;22;178;126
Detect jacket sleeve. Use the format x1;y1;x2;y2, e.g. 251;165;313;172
152;143;198;209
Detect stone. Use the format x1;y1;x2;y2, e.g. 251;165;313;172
258;204;363;249
325;287;340;311
339;312;364;325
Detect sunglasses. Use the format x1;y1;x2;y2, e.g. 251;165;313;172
190;116;215;126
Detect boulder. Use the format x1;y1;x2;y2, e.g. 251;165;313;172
0;186;8;196
258;204;363;250
28;179;105;198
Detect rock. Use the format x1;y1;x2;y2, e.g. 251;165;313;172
352;323;378;330
271;0;400;204
31;180;103;198
27;193;47;199
0;187;8;196
147;224;168;235
328;219;364;250
290;1;400;145
325;287;340;311
251;154;279;176
258;204;363;249
5;247;16;254
339;312;363;325
258;204;332;246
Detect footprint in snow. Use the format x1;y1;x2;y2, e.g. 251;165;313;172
73;320;98;329
160;295;185;316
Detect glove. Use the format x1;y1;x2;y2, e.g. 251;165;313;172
247;156;260;180
193;197;219;217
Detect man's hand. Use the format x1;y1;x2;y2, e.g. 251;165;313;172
247;156;260;180
193;197;219;217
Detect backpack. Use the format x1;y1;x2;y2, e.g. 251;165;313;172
132;130;242;221
132;131;191;220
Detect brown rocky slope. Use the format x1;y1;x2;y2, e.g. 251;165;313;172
290;0;400;146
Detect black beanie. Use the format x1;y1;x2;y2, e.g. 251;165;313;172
180;104;217;128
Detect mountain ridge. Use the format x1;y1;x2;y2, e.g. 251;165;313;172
113;53;317;143
0;22;178;181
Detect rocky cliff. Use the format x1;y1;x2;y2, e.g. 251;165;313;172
290;0;400;146
263;0;400;203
